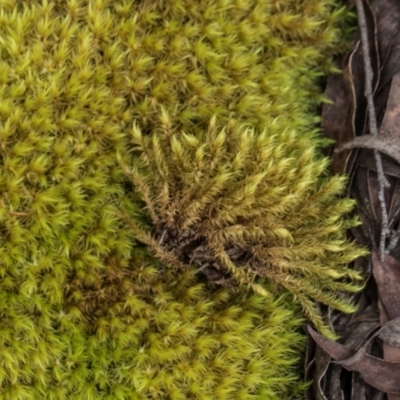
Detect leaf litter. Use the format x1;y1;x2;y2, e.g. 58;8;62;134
306;0;400;398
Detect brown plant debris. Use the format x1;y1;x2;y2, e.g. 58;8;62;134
307;0;400;398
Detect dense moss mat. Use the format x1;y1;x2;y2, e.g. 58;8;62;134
0;0;357;398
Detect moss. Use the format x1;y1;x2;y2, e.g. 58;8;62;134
121;111;367;338
0;244;309;399
0;0;359;398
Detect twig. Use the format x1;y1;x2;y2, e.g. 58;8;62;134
9;211;29;217
355;0;389;261
158;228;167;245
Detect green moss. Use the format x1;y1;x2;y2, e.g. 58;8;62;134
0;0;359;398
0;245;309;399
121;111;367;338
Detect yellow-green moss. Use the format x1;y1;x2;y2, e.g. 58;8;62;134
0;246;309;399
0;0;358;398
120;110;367;338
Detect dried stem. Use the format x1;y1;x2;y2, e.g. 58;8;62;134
355;0;389;261
9;211;29;217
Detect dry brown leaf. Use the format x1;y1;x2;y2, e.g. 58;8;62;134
379;318;400;347
308;326;400;394
335;134;400;164
372;0;400;91
373;252;400;400
372;252;400;320
378;300;400;400
380;73;400;138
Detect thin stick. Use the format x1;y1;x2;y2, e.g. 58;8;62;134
9;211;29;217
355;0;389;261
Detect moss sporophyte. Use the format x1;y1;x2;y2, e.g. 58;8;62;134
0;0;363;398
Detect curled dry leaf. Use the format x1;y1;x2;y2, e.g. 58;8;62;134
335;134;400;165
327;320;380;400
307;325;400;394
378;317;400;347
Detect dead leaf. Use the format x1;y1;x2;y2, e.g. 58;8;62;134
322;72;350;159
372;252;400;320
356;151;400;179
335;134;400;165
380;73;400;138
372;0;400;91
310;343;331;400
379;317;400;347
324;46;359;175
386;179;400;226
328;321;379;400
351;373;366;400
378;299;400;400
307;325;400;394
